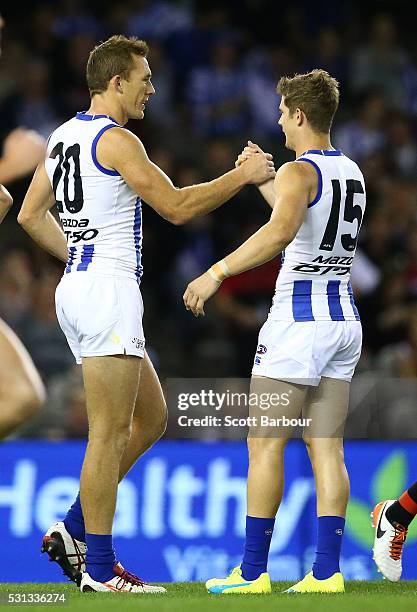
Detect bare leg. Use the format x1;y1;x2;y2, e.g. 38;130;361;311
247;376;308;517
303;377;350;517
80;355;141;535
118;351;167;480
240;376;308;581
298;378;350;583
247;436;287;517
0;319;45;439
62;352;165;543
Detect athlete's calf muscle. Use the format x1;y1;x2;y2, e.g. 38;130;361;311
0;319;45;438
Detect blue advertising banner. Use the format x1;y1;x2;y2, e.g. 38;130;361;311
1;440;417;583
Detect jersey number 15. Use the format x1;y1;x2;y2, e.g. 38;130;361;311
319;179;364;252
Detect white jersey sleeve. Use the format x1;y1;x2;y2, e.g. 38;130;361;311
270;149;366;322
45;112;143;282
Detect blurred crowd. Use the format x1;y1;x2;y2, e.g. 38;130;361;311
1;1;417;438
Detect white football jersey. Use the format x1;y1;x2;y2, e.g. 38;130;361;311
45;112;142;281
270;149;366;321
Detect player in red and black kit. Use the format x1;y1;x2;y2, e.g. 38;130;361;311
372;480;417;581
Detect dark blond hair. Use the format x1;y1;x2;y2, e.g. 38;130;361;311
86;35;149;96
277;69;339;133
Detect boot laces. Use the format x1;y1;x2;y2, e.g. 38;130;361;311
117;568;145;590
390;522;408;561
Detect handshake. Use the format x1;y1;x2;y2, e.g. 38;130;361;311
235;141;275;185
183;141;277;317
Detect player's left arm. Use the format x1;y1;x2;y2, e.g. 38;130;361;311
0;184;13;224
17;163;68;263
183;161;315;316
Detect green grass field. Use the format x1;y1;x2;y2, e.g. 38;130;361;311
0;582;416;611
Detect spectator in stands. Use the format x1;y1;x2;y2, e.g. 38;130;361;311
187;36;249;136
335;91;387;163
350;13;411;109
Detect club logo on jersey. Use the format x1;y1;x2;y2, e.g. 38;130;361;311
256;344;267;355
132;338;145;350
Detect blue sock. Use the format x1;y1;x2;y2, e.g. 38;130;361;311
85;534;116;582
312;515;345;580
63;493;85;542
241;516;275;580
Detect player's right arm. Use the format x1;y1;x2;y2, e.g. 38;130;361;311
97;128;275;224
253;177;275;208
183;161;314;316
0;184;13;224
236;141;276;208
17;163;68;263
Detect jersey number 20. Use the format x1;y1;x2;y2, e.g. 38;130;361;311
49;142;84;214
320;179;364;252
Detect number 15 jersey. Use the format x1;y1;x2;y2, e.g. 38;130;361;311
45;112;143;282
270;149;366;322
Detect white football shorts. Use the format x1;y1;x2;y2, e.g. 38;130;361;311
55;273;145;364
252;318;362;385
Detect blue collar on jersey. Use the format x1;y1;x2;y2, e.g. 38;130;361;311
76;111;119;124
301;149;343;156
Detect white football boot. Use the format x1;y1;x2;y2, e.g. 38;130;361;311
371;500;408;581
41;521;86;584
79;562;166;593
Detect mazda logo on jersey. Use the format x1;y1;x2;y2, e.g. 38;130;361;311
256;344;267;355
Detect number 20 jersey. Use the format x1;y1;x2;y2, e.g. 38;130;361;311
45;112;143;282
270;149;366;322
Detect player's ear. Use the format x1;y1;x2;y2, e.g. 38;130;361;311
111;75;123;93
295;108;303;126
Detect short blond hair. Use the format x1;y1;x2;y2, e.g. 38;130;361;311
277;69;340;133
87;35;149;96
